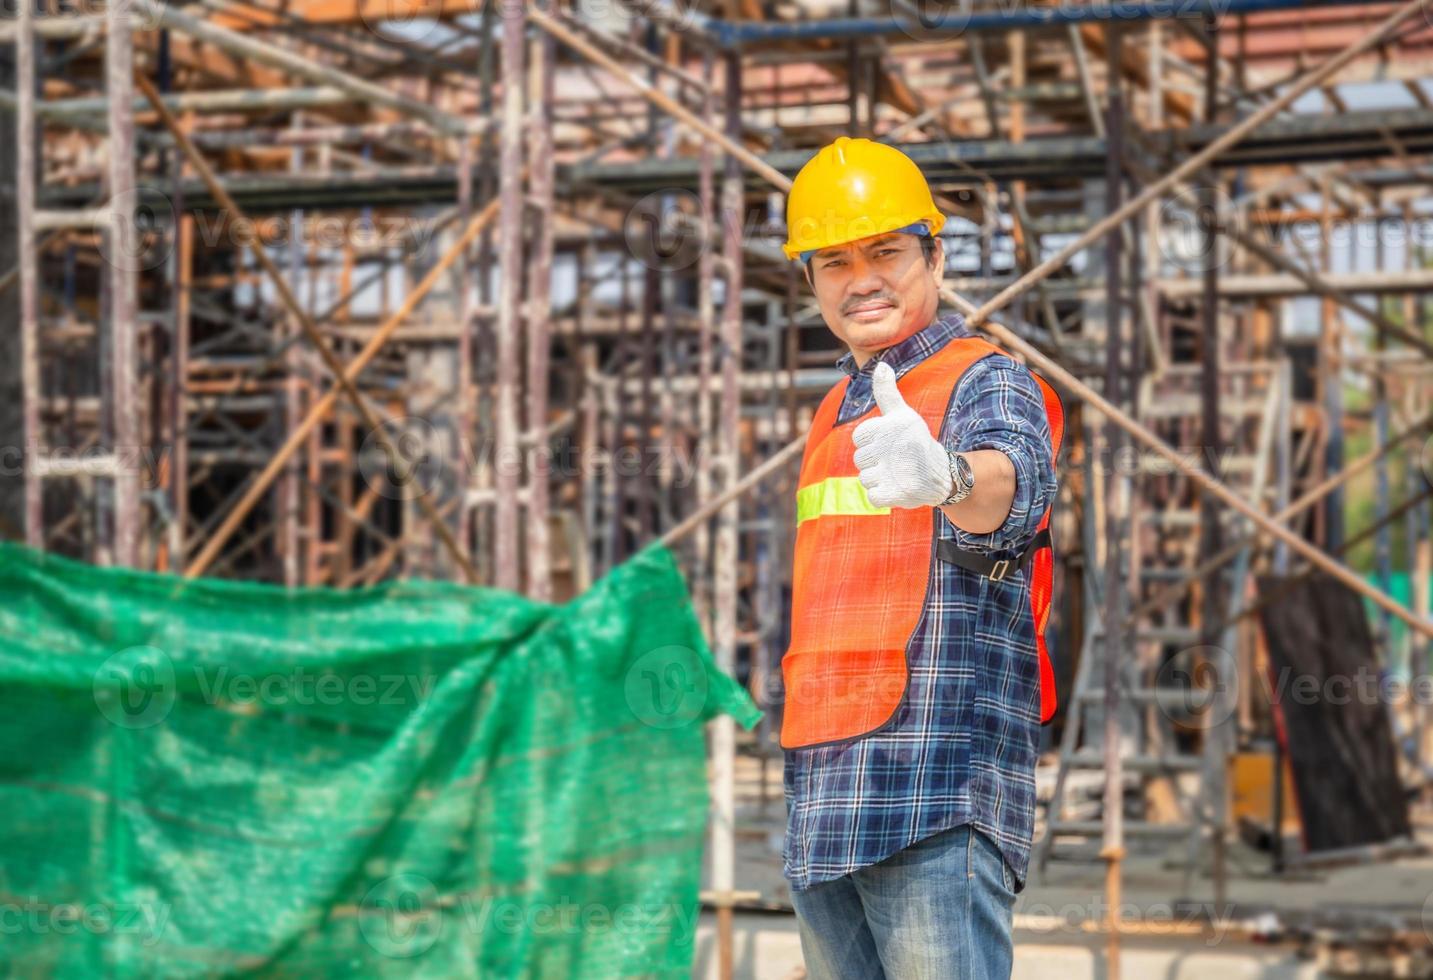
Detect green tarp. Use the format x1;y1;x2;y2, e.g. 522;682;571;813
0;541;759;978
1362;570;1433;677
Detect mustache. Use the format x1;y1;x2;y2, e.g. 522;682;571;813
841;293;899;315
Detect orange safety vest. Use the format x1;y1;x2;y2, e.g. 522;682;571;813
781;336;1065;750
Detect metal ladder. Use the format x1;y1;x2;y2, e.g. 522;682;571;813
1035;361;1287;880
13;0;142;564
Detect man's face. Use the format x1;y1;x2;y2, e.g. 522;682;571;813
806;232;944;365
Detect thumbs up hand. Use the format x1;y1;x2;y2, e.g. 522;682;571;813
851;362;955;509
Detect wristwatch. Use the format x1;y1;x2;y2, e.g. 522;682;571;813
941;451;975;506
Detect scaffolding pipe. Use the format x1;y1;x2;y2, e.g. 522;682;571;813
1099;31;1127;977
493;0;525;591
34;86;357;121
710;49;744;980
693;50;718;632
15;0;40;549
108;0;140;568
525;16;555;601
1197;12;1229;910
704;0;1380;44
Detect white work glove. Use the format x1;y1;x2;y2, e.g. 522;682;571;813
851;361;955;509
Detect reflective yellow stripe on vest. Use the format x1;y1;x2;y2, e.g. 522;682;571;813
795;476;890;526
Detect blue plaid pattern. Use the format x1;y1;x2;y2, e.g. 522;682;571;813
782;312;1059;892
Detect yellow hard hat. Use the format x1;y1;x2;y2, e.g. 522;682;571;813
783;136;946;261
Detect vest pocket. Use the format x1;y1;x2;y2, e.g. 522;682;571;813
779;645;908;748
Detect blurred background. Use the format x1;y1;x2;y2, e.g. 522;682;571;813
2;0;1433;976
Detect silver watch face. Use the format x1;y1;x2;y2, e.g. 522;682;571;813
954;453;974;487
945;451;973;505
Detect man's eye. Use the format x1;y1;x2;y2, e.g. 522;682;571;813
823;259;845;268
876;248;899;257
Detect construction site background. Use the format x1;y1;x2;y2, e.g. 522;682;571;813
2;0;1433;976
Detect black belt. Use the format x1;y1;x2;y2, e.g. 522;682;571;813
935;527;1050;582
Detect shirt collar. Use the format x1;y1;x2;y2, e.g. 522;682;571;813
835;312;971;380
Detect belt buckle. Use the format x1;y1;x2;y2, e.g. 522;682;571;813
989;558;1012;582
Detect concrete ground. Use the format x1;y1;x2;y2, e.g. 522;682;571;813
693;752;1433;979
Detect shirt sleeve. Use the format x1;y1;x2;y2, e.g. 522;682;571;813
940;354;1058;554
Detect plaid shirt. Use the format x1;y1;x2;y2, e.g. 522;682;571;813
782;312;1058;892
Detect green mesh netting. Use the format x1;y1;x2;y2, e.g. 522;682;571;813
0;540;759;978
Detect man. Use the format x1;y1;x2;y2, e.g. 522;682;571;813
779;136;1062;979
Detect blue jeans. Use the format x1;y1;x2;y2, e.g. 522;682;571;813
789;824;1016;979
